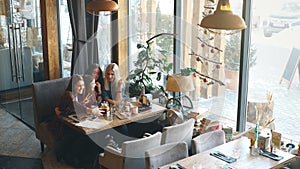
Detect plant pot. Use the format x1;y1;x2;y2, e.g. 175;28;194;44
224;69;239;91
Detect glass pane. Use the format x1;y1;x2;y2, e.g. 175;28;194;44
59;0;72;77
58;0;111;77
97;14;111;71
0;0;43;128
249;0;300;142
179;0;243;136
127;0;174;97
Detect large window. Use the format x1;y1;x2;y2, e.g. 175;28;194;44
59;0;72;77
121;0;299;142
97;15;112;71
248;0;300;141
177;0;245;132
128;0;174;83
58;0;111;77
126;0;243;133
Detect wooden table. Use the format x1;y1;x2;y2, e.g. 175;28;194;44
160;137;295;169
59;103;166;135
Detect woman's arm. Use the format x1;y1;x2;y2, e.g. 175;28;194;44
95;82;102;102
115;79;124;102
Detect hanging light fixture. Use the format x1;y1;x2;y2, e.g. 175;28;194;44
200;0;246;30
86;0;119;15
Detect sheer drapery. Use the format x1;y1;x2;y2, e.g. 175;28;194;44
67;0;99;75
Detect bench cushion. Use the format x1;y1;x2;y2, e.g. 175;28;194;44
32;77;70;148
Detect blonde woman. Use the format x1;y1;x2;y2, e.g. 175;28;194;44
102;63;126;105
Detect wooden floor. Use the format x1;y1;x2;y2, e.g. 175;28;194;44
0;108;74;169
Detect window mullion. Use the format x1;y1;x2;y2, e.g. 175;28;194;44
237;0;252;132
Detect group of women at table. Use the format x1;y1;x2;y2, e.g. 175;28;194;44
55;62;126;116
53;63;129;168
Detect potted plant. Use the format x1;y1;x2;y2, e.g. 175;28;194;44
224;33;257;90
126;33;174;98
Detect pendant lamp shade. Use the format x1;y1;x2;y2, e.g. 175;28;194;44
200;0;246;30
86;0;119;13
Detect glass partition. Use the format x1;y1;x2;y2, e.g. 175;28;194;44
0;0;44;128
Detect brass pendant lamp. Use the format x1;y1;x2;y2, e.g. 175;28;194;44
200;0;246;30
86;0;119;14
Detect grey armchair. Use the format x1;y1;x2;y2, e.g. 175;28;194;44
191;130;225;155
161;118;195;149
145;142;188;169
99;132;162;169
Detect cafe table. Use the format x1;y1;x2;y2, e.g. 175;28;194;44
159;137;295;169
58;103;166;135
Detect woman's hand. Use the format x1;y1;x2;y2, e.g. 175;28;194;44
55;107;62;116
91;107;101;114
82;93;93;105
96;82;101;94
97;95;102;103
87;106;103;116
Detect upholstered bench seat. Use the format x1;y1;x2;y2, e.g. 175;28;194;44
32;77;70;152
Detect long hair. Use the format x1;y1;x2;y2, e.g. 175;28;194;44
85;63;104;93
104;63;121;99
83;74;94;95
66;74;84;95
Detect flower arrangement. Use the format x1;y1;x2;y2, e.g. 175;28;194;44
255;91;275;128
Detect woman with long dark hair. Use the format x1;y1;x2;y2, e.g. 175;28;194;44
85;63;104;103
82;74;98;107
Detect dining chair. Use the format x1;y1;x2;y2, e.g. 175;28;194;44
161;118;195;149
165;109;184;126
99;132;162;169
145;142;188;169
191;130;226;155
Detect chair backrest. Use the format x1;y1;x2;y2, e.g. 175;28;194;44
161;118;195;149
191;130;226;155
166;109;184;126
32;77;70;138
122;132;162;169
145;142;188;169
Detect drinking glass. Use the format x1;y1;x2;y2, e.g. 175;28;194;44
124;104;131;117
90;105;99;117
106;111;113;121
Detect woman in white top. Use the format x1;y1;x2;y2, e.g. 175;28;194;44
102;63;126;105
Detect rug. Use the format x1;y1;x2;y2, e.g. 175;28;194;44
0;155;43;169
